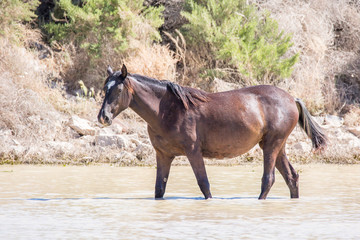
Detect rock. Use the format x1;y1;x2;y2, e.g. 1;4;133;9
0;129;12;137
29;146;50;156
97;124;124;136
110;124;124;134
323;114;344;127
348;126;360;138
348;139;360;148
97;127;115;136
114;152;136;163
336;130;359;142
134;143;154;160
95;135;128;148
68;115;96;136
130;138;142;147
9;145;27;155
46;141;74;152
77;135;96;147
0;131;13;149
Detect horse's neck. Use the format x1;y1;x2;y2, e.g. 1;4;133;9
129;78;165;129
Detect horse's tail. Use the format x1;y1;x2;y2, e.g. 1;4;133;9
295;98;328;151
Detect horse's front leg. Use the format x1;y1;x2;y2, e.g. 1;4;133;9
155;152;174;199
187;148;212;199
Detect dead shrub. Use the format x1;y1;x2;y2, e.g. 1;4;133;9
0;38;61;141
57;41;178;98
124;43;178;81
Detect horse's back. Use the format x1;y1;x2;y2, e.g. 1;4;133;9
197;85;299;158
210;85;294;103
208;85;298;122
206;84;297;119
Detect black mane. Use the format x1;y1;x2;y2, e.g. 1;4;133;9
166;82;209;109
130;74;208;109
131;73;168;88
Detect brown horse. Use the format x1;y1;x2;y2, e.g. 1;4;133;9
98;64;327;200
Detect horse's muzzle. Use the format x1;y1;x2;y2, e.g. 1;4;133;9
98;109;112;126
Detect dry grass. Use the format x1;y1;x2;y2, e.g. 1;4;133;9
0;35;102;149
58;42;178;96
124;43;178;81
0;39;62;145
344;106;360;126
253;0;360;115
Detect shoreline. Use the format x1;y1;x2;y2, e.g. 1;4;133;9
1;154;359;166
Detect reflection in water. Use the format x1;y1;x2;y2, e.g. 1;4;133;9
0;165;359;239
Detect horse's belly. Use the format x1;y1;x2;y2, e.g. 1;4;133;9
200;117;263;159
201;138;259;159
202;147;254;159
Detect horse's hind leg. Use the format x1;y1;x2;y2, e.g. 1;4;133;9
275;147;299;198
258;151;277;200
258;138;284;200
187;148;212;199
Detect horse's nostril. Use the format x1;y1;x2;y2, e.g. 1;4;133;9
104;115;109;122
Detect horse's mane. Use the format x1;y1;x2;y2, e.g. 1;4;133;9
130;73;208;110
166;82;209;110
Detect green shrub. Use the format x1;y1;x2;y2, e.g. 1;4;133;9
181;0;298;84
45;0;164;57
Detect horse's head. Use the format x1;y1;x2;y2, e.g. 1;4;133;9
98;64;132;126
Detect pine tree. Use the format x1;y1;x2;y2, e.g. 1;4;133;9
182;0;298;84
45;0;164;57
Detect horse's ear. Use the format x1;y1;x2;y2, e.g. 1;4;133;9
107;65;113;76
121;64;127;78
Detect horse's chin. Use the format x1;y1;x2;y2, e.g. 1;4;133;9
112;108;126;120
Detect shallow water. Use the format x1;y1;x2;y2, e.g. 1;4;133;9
0;164;359;239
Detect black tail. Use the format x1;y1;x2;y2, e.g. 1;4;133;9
295;98;327;151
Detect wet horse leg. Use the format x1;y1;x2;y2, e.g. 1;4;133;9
155;152;174;199
275;148;299;198
187;149;212;199
259;153;276;200
258;138;284;200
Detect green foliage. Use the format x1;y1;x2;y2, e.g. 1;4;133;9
45;0;164;57
0;0;40;43
182;0;299;84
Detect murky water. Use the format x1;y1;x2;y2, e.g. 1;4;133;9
0;164;359;239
